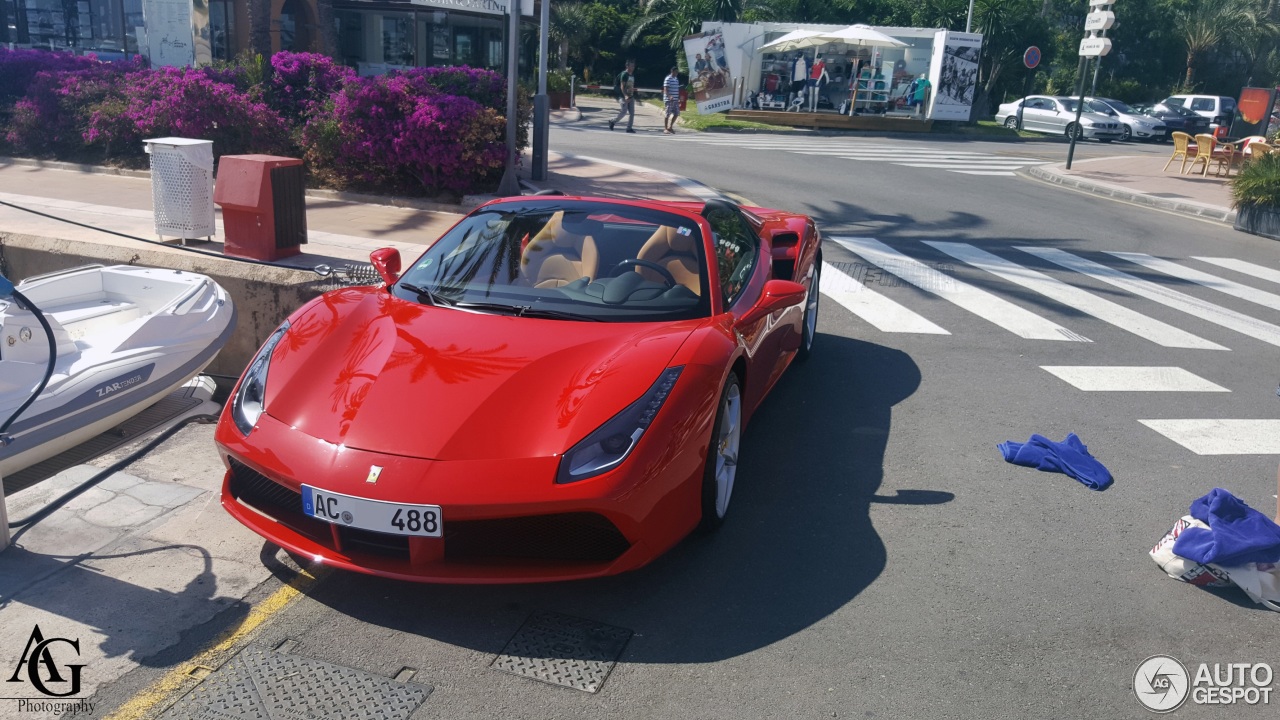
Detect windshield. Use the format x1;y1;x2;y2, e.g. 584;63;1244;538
1085;99;1113;114
393;200;711;322
1100;98;1133;113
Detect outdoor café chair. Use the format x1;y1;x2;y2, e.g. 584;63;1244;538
1163;131;1196;173
1187;133;1217;176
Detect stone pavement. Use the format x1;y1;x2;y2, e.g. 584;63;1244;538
0;129;1243;720
1028;152;1236;223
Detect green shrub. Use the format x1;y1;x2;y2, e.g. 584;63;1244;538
547;68;573;93
1232;152;1280;209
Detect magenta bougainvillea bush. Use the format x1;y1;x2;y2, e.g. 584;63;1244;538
0;50;525;197
301;70;510;195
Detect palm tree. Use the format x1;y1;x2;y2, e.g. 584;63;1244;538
623;0;773;50
550;2;593;71
1175;0;1259;87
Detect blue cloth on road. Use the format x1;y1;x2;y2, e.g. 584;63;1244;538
998;432;1113;490
1172;488;1280;566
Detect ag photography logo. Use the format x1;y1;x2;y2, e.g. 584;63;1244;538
1135;655;1190;713
5;624;93;716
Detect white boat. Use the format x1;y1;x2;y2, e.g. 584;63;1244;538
1;265;236;476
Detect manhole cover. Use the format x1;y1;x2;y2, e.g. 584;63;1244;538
160;646;431;720
491;611;632;693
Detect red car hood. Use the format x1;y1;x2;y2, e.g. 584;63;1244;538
264;289;699;461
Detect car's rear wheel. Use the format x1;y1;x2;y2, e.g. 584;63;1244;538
1003;116;1019;129
796;256;821;362
700;375;742;531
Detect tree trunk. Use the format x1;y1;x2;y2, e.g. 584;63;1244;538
1184;53;1196;87
559;39;569;70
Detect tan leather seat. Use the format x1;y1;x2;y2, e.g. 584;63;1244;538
520;212;599;288
636;225;701;295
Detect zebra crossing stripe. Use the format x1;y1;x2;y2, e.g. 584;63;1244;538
926;242;1225;349
953;171;1019;176
1020;246;1280;348
1108;252;1280;312
1139;419;1280;454
1040;366;1228;392
820;261;949;334
1192;257;1280;286
897;162;1039;169
833;237;1090;341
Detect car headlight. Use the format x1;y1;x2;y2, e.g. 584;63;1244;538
232;321;290;436
556;366;684;484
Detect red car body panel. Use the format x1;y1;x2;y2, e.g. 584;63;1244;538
216;196;820;582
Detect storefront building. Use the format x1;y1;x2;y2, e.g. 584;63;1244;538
1;0;530;75
704;21;982;122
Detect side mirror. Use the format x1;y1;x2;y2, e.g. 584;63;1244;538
370;248;402;286
738;279;807;326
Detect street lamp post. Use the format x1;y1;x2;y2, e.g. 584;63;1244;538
496;0;522;197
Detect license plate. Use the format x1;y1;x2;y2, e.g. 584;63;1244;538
301;485;442;537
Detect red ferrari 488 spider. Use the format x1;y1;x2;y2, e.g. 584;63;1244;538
216;195;822;582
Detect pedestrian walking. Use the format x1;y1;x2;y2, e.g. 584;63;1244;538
662;67;681;134
610;59;637;133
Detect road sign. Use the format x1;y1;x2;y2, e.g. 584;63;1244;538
1023;46;1041;69
1079;37;1113;57
1084;10;1116;31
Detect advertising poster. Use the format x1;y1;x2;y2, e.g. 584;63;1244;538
927;30;983;121
684;32;735;114
1231;87;1276;138
142;0;195;68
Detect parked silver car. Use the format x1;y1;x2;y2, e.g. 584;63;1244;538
996;95;1123;141
1086;97;1168;142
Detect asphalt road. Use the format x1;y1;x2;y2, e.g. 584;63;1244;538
103;127;1280;719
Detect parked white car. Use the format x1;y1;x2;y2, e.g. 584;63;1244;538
1086;97;1169;142
996;95;1123;141
1161;95;1236;127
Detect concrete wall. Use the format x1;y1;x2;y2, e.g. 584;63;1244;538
0;232;344;380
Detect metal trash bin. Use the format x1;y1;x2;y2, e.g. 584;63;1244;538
143;137;216;244
213;155;308;261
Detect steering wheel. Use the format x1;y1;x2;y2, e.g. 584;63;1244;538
607;259;677;288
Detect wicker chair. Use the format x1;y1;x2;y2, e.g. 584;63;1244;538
1163;131;1197;173
1187;133;1217;176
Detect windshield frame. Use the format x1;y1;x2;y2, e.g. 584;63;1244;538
392;198;715;323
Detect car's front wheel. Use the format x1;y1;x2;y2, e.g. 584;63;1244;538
700;374;742;531
796;256;821;362
1065;123;1084;141
1122;125;1132;141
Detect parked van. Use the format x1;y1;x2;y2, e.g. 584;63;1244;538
1161;95;1236;126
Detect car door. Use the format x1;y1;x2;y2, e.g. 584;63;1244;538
1043;98;1071;133
1022;97;1051;132
705;202;777;411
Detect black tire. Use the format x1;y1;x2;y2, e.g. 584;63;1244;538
1003;116;1019;129
1065;123;1083;141
700;374;742;532
1121;125;1132;141
1099;138;1113;143
796;255;820;363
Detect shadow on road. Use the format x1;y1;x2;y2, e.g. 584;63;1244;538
298;333;952;662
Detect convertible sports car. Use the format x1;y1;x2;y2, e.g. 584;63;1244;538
216;195;822;582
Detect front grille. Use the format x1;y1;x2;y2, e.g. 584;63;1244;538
227;459;330;542
339;526;411;560
445;513;631;563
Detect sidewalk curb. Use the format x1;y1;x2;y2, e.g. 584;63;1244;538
1025;163;1236;224
2;156;473;214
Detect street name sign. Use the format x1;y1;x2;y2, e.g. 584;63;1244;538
1079;37;1113;56
1084;10;1116;31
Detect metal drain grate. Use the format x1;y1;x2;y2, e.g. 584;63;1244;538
160;646;431;720
491;611;632;693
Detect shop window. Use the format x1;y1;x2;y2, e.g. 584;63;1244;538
209;0;234;61
382;12;414;67
335;9;365;65
18;0;138;55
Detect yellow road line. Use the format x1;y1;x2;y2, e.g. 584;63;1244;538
104;565;327;720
